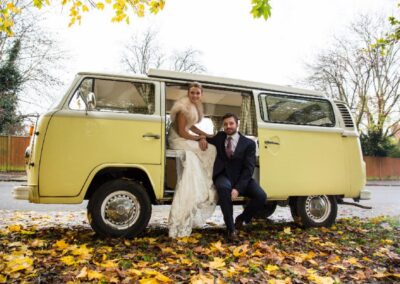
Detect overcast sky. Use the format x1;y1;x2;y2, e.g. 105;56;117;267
25;0;397;114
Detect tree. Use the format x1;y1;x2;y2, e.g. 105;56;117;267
121;29;206;74
375;1;400;48
304;15;400;156
0;2;66;119
0;0;272;36
0;39;22;134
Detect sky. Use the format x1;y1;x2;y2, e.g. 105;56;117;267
24;0;398;114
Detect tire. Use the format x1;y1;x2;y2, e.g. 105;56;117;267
296;195;337;228
253;201;278;219
87;179;152;238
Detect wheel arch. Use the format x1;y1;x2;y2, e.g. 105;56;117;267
83;165;157;204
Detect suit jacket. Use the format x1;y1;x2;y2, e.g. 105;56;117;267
207;131;256;195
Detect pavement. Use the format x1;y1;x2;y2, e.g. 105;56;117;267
1;172;399;185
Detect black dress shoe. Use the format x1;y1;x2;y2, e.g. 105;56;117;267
235;215;245;231
225;230;237;241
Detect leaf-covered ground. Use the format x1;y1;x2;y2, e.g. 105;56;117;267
0;215;399;283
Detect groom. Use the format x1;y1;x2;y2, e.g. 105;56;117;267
203;113;267;240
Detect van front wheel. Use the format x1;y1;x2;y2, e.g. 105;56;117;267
296;195;337;228
87;179;151;238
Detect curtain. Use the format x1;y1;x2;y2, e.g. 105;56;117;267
239;94;257;136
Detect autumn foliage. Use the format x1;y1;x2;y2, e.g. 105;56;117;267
0;214;399;283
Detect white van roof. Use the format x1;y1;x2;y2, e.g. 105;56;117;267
148;69;324;97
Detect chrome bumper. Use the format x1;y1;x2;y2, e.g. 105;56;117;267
12;185;33;201
359;189;371;200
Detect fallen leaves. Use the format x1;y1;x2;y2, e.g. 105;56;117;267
0;215;398;283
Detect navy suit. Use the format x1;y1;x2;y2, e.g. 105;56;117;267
207;131;267;232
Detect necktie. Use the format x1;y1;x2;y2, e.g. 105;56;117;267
226;136;233;158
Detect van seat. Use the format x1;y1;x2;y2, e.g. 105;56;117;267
166;149;186;159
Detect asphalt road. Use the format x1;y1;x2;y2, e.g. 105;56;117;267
0;182;400;225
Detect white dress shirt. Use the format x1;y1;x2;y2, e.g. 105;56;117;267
225;132;240;153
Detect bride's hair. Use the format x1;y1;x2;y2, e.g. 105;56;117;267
188;82;203;92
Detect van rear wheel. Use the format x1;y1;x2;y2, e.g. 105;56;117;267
87;179;151;238
296;195;337;228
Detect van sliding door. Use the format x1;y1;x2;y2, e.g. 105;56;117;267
256;92;349;199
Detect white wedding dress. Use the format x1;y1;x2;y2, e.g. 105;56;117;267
168;97;217;238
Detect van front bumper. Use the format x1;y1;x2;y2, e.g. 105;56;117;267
12;185;34;201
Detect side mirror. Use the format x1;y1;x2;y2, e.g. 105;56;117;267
86;92;96;111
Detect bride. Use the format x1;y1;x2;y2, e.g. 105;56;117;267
168;82;217;238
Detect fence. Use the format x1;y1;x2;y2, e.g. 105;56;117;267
0;135;30;171
364;156;400;180
0;136;399;180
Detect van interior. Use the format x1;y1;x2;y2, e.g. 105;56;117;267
163;83;258;200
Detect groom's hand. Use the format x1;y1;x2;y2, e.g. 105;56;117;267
199;138;208;151
231;188;239;200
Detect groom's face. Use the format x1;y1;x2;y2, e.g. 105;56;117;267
223;117;238;136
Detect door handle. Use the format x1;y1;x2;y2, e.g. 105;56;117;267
142;134;161;139
264;140;280;145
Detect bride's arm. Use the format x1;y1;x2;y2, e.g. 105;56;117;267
176;112;206;141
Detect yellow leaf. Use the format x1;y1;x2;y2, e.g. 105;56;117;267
76;267;88;278
60;256;76;266
210;241;224;252
233;244;249;257
314;276;334;284
96;2;105;10
156;272;172;282
178;236;199;244
88;270;103;280
54;240;69;250
100;260;118;268
362;256;372;262
105;0;111;3
6;3;15;9
346;257;359;265
0;275;7;283
190;273;215;284
127;268;143;276
71;244;93;259
382;239;393;245
143;269;159;275
6;256;34;273
7;224;21;232
139;278;159;284
97;246;113;254
265;264;279;273
327;254;340;263
82;5;89;12
208;257;225;269
160;247;175;254
283;227;291;234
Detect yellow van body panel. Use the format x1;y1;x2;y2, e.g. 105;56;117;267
343;136;366;197
258;125;350;199
37;164;162;203
39;110;162;198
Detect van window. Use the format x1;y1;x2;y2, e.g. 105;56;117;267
260;94;335;127
69;78;155;114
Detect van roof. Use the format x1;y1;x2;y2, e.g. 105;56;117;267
77;69;324;97
148;69;324;97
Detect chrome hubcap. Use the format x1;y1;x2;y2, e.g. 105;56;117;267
305;195;331;223
101;191;140;230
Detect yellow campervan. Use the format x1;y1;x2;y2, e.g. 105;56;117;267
13;69;370;237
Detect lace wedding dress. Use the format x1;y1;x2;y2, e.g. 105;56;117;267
168;97;217;238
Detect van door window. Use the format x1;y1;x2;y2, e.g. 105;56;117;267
260;94;335;127
69;78;155;114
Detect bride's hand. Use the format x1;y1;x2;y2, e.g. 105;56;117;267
198;138;208;151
